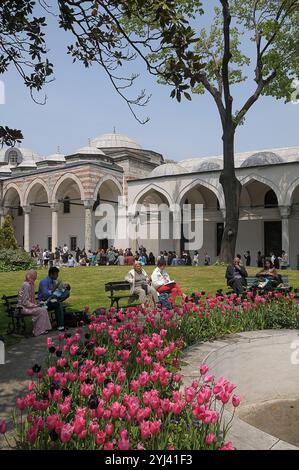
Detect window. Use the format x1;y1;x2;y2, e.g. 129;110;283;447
48;237;52;251
9;150;18;165
264;190;278;208
63;196;71;214
17;205;23;216
70;237;77;251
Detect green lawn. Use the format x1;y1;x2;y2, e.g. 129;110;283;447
1;265;299;346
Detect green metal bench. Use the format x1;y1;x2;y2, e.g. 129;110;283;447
105;281;139;310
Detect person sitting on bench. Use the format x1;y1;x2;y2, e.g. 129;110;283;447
225;256;248;295
18;270;52;336
151;260;186;305
38;267;69;331
253;260;281;291
125;261;158;308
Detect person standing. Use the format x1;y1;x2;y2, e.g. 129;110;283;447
193;251;199;266
244;250;251;267
18;270;52;336
279;251;289;270
257;251;263;268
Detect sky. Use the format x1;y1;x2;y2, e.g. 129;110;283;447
1;1;298;161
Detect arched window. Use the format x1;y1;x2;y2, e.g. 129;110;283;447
264;190;278;208
63;196;71;214
9;150;18;165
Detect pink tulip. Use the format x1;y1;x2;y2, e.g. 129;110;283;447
0;419;7;434
199;364;209;375
96;431;106;445
60;423;74;443
220;441;235;450
232;395;241;407
206;433;215;445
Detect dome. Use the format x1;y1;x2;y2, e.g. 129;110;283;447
90;133;142;150
0;146;42;166
149;163;186;177
181;158;222;172
241;152;283;168
76;146;106;156
44;153;66;162
0;164;12;174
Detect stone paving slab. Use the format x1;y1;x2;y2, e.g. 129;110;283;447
181;329;299;450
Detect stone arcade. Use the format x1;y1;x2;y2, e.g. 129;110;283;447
0;132;299;267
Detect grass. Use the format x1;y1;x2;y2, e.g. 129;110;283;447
1;265;299;347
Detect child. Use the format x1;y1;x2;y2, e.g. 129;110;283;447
51;282;71;301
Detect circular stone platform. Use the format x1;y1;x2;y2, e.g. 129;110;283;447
182;329;299;450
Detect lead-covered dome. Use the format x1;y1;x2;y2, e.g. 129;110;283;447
241;151;283;168
0;146;42;168
91;133;142;150
149;163;186;177
180;158;222;172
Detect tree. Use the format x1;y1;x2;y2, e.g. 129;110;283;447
1;1;298;260
0;214;18;250
0;0;53;146
56;0;299;262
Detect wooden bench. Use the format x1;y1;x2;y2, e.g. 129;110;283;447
2;293;56;336
105;281;139;310
218;275;290;297
246;275;289;290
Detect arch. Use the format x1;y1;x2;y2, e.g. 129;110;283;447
133;183;174;207
176;178;224;208
3;183;23;206
93;175;123;201
264;189;278;208
51;173;85;203
284;177;299;206
239;173;281;204
23;179;50;206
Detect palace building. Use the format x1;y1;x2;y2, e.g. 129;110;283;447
0;132;299;267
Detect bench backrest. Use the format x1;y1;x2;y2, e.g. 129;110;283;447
247;276;289;287
2;292;39;312
105;281;131;292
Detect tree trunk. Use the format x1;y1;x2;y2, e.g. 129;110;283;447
219;127;242;263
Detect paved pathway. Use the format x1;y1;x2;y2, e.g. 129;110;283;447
181;329;299;450
0;330;67;449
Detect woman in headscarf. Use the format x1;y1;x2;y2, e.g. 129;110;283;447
18;270;52;336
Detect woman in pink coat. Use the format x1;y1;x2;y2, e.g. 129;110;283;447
18;270;52;336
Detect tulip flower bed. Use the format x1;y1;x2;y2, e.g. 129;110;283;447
180;291;299;345
2;306;239;450
2;290;298;450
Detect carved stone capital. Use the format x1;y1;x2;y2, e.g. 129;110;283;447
279;206;291;219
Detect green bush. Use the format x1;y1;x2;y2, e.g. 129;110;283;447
0;248;37;272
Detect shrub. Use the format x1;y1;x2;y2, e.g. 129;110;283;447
0;215;18;250
0;248;37;272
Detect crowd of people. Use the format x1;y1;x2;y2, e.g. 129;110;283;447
30;244;213;268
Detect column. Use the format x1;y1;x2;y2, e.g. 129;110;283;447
23;206;31;252
84;200;95;252
280;206;291;255
0;207;5;227
51;203;60;251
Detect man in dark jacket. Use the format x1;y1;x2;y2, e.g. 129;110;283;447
226;256;248;295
